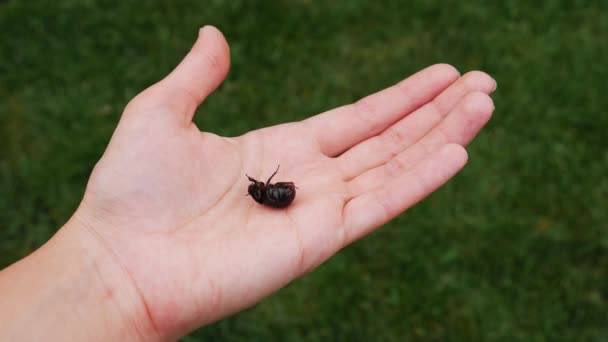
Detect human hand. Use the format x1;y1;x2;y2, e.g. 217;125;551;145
69;26;496;340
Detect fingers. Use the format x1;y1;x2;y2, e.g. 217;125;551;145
414;91;494;151
342;144;468;244
304;64;461;157
347;91;494;198
125;26;230;123
337;71;496;180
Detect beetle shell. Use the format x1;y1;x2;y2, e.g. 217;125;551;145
264;182;297;208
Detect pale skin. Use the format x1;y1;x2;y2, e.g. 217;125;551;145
0;26;496;341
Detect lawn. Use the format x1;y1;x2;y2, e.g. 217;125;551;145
1;1;607;340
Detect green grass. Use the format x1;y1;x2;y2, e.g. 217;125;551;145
1;1;607;340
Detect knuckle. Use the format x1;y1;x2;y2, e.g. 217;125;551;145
385;156;410;176
353;98;382;133
382;127;407;147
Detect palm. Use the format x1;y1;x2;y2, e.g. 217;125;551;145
235;123;347;236
76;27;496;338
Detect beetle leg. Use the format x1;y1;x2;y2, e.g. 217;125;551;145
266;164;280;184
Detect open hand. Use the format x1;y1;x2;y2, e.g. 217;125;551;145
72;26;496;339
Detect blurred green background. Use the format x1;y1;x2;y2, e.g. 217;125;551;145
1;0;607;340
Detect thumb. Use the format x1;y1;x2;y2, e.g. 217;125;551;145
126;26;231;122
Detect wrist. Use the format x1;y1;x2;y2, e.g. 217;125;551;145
0;216;160;341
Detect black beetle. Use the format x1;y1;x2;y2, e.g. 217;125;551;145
246;165;297;208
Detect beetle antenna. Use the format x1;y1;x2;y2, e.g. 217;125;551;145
266;164;280;184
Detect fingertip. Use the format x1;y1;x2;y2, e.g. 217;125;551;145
199;26;229;50
198;25;213;36
462;91;495;121
432;63;461;79
196;25;231;73
442;143;469;169
198;25;221;38
420;64;461;87
462;70;497;94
